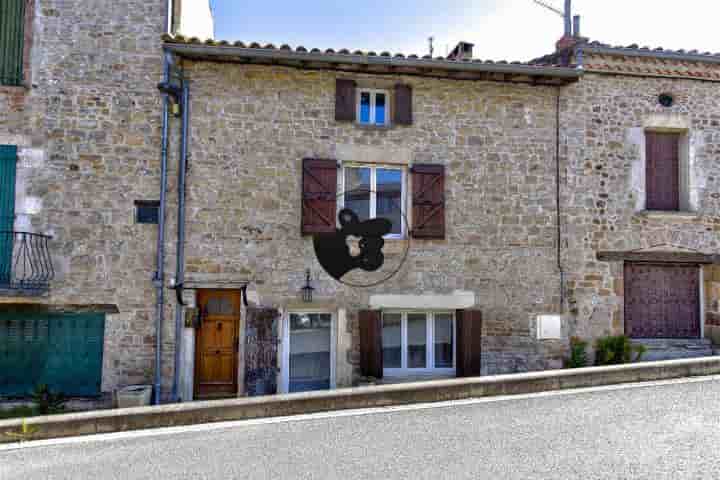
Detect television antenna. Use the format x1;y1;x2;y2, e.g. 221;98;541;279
428;36;434;57
532;0;564;17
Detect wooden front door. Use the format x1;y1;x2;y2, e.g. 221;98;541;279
625;263;700;338
195;290;241;399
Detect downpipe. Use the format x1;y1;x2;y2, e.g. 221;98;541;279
172;80;190;402
153;54;172;405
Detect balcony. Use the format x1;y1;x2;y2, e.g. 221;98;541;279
0;231;55;295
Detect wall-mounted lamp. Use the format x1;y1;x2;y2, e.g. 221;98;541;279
301;269;315;303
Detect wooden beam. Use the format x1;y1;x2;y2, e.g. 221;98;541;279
597;251;720;264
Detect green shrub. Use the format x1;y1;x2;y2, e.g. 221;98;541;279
32;384;66;415
565;337;589;368
595;335;646;366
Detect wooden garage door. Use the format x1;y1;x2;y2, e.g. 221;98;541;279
625;263;700;338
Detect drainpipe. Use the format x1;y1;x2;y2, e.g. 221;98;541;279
153;53;172;405
172;79;190;402
556;87;565;313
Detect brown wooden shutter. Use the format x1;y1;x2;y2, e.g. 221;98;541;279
301;158;338;235
411;164;446;239
393;84;413;125
456;310;482;378
335;79;356;122
646;132;680;211
359;310;383;379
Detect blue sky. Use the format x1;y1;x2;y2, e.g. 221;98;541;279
212;0;720;62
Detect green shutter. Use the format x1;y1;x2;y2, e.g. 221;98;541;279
0;313;106;397
0;146;16;285
0;0;26;86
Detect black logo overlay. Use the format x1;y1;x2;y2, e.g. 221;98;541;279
313;188;411;288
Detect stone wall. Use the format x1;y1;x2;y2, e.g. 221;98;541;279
0;0;169;395
178;61;567;382
560;59;720;346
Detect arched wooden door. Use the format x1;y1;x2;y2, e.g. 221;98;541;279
195;290;241;399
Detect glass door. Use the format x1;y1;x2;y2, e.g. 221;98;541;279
287;313;333;393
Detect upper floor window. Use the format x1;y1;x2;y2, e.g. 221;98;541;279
646;132;681;211
0;0;27;86
357;89;389;126
342;164;405;237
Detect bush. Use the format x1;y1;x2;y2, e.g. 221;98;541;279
565;337;589;368
32;384;66;415
595;335;646;366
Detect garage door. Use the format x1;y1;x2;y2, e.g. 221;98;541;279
0;312;105;397
625;263;700;339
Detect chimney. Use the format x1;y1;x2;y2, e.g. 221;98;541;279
556;1;580;53
448;41;474;61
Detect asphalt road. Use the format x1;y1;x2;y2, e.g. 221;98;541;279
2;377;720;480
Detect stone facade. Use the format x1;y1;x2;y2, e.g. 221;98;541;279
560;56;720;348
2;2;720;401
0;0;170;396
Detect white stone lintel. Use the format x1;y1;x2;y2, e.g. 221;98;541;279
369;291;476;310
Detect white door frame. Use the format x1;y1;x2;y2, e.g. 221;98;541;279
280;310;337;394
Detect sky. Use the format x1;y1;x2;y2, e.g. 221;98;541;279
211;0;720;62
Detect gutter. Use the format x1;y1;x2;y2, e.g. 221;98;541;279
555;88;565;313
162;43;583;80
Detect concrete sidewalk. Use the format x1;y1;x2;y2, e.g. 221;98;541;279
2;356;720;444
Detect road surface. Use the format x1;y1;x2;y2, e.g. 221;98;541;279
2;376;720;479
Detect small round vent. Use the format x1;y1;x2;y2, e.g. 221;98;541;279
658;93;674;108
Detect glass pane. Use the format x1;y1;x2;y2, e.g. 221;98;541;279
434;314;454;368
376;169;402;235
289;314;331;393
360;92;371;124
375;93;386;125
382;313;402;369
344;167;371;221
407;313;427;368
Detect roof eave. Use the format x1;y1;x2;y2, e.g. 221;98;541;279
163;43;583;83
582;45;720;65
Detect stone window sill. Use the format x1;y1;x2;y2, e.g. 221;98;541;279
0;83;29;92
637;210;700;220
353;123;397;131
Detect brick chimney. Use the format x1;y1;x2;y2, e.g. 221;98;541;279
448;41;474;61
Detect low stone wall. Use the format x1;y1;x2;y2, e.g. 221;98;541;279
2;357;719;444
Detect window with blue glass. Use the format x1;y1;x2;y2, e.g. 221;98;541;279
357;89;389;126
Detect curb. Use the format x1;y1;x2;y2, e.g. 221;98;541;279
2;356;719;444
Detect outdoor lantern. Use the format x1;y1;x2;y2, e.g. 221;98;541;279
301;269;315;303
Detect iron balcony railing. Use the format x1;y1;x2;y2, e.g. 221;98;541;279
0;231;55;293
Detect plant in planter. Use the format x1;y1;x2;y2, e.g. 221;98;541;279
32;384;66;415
595;335;647;366
565;337;589;369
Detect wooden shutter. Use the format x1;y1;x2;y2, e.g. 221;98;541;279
335;79;356;122
393;84;413;125
646;132;680;211
302;158;338;235
0;146;16;284
359;310;383;379
456;310;482;378
0;0;26;86
411;164;446;239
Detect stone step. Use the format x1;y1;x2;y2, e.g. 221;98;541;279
631;338;714;362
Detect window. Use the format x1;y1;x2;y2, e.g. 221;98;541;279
282;312;335;393
357;89;389;126
135;200;160;224
646;132;681;211
382;311;455;376
0;0;27;86
342;165;405;237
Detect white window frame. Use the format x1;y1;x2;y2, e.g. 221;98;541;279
280;310;337;394
340;164;406;239
357;88;390;126
382;311;456;378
